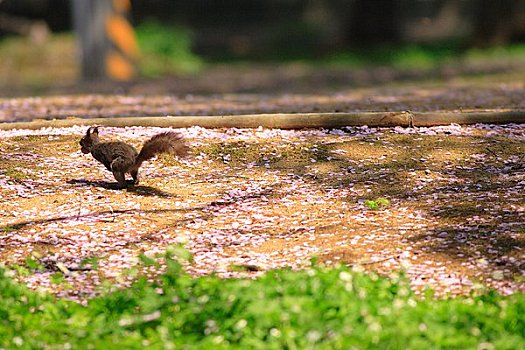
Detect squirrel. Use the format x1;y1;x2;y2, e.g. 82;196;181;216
79;126;189;188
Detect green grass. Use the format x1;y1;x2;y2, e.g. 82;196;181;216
133;21;525;72
135;21;204;77
1;247;524;349
324;42;525;70
365;197;391;210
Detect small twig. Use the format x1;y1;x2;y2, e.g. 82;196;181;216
76;196;82;220
190;175;251;184
55;262;71;275
66;265;93;272
12;178;33;189
109;204;115;221
353;254;400;266
189;179;215;185
98;204;116;223
486;147;498;158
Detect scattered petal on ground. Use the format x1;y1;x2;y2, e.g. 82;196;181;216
0;123;524;301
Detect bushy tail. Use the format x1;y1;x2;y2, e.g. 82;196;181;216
134;132;189;169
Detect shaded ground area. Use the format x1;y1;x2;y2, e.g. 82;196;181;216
1;75;524;123
1;54;525;123
0;124;523;300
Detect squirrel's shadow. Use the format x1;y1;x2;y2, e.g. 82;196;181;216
68;179;177;198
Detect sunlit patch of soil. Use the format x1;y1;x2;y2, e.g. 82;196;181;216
0;124;523;300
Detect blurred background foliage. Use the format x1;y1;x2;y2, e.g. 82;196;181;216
135;21;203;77
0;0;524;90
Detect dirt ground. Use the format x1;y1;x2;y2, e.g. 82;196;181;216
1;58;524;300
0;123;523;300
1;61;525;123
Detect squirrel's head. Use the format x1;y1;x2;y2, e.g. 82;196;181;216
79;126;99;154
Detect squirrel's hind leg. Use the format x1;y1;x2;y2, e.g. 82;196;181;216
112;171;128;189
130;168;139;185
110;156;134;188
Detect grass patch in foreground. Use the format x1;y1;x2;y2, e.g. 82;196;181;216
1;248;524;349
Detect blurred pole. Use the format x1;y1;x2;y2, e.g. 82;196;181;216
72;0;139;81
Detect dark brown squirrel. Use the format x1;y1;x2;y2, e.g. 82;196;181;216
79;126;189;188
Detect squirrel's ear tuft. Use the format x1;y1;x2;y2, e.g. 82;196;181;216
92;126;99;134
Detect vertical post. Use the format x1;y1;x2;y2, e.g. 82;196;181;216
72;0;138;81
104;0;139;80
